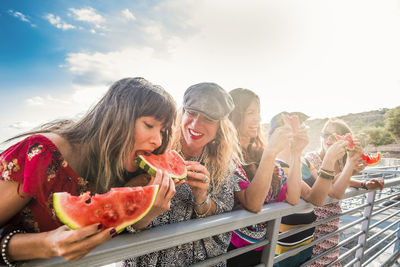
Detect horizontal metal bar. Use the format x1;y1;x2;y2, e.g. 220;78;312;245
297;219;365;266
362;235;398;266
364;227;400;256
367;212;400;240
192;239;270;267
23;177;400;267
327;243;362;267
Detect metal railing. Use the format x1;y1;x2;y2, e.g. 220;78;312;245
23;165;400;267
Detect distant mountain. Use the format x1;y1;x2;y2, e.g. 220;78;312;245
262;108;400;158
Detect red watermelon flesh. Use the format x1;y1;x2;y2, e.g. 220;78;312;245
282;114;300;134
53;185;158;233
135;150;187;179
333;133;355;151
361;152;381;166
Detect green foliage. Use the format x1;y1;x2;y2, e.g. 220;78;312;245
385;106;400;139
371;121;385;128
365;127;395;146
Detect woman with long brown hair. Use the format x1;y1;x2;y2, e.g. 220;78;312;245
0;77;177;264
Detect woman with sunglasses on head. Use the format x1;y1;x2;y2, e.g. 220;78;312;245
124;82;242;267
305;118;384;267
0;78;177;265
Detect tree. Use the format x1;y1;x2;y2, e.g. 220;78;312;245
385;106;400;139
365;128;395;146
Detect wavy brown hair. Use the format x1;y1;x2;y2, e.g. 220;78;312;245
8;78;177;193
172;108;242;193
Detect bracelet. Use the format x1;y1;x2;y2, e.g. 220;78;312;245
318;170;334;180
1;229;25;267
320;167;335;174
361;181;368;190
318;169;335;177
193;195;210;207
194;198;213;218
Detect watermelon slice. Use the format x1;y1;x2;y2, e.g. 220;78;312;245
282;114;300;134
361;152;381;166
135;150;187;179
332;133;355;151
53;185;158;233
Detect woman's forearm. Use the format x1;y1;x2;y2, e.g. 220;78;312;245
285;152;302;205
241;150;276;212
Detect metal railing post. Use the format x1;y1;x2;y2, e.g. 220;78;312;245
260;218;281;267
354;190;376;267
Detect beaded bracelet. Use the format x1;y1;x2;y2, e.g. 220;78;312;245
194;198;212;218
1;229;25;267
193;195;210;207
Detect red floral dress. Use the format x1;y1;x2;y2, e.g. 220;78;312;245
0;135;91;233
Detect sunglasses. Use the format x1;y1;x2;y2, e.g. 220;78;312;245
320;132;334;139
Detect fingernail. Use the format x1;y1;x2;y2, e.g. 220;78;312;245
109;228;116;235
97;224;103;230
112;233;118;238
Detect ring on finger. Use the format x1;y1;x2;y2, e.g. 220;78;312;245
202;175;209;183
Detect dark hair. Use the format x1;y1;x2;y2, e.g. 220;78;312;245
8;77;177;193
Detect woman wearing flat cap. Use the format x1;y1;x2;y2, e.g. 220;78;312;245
124;82;243;267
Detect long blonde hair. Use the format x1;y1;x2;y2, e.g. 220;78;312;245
172;108;242;193
319;118;352;170
8;78;177;193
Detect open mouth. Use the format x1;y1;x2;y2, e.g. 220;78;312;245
188;128;203;139
135;150;152;157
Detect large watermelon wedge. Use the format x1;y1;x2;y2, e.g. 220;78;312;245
135;150;187;179
332;133;355;151
361;152;381;166
53;185;158;233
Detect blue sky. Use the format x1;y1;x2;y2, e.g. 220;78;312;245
1;0;400;149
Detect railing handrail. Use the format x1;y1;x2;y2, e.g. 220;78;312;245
23;170;400;267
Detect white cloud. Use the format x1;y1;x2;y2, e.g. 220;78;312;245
63;0;400;122
8;121;38;130
69;7;105;29
45;14;75;30
8;9;36;27
25;95;71;106
122;9;136;21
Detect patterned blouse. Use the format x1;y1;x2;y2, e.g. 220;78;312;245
0;135;90;233
230;163;287;251
123;160;235;267
305;151;342;267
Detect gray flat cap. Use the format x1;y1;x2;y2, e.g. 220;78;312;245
183;82;235;121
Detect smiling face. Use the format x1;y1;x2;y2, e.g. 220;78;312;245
239;98;261;140
181;109;219;157
124;116;165;172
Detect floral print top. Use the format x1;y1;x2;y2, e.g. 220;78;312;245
0;135;90;233
124;162;235;267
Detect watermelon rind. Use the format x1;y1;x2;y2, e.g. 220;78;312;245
135;150;187;180
53;192;83;230
362;152;381;166
53;185;159;233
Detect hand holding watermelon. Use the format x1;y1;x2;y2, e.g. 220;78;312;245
266;123;293;155
185;161;211;203
43;223;115;261
324;140;348;163
133;170;177;229
290;126;309;154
